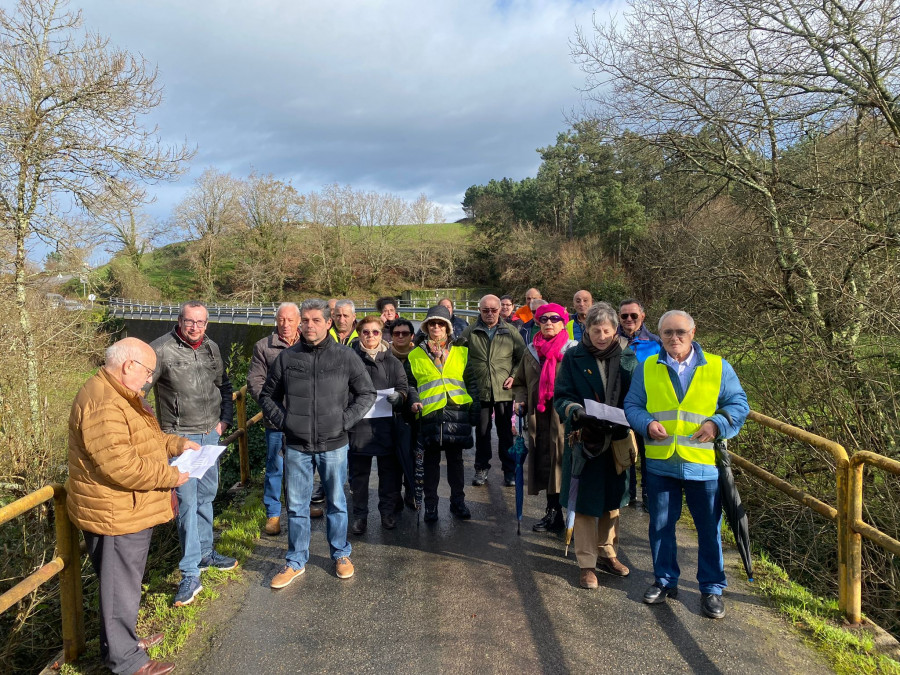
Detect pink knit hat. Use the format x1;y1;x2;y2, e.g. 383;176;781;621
534;303;569;325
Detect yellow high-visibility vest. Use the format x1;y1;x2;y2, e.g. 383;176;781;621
408;346;472;418
643;352;723;465
329;327;358;345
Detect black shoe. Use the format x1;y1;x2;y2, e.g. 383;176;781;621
503;472;516;487
311;484;326;503
423;506;438;523
532;506;560;532
700;593;726;619
643;582;678;604
449;502;471;520
381;513;396;530
351;517;367;535
471;469;488;486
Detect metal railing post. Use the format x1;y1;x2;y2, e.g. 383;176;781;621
53;485;85;661
237;389;250;485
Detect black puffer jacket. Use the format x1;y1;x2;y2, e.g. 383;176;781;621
348;344;409;457
259;336;376;453
404;344;480;449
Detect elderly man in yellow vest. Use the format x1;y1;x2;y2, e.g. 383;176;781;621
624;310;748;620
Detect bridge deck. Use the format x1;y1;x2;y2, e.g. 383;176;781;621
179;445;833;674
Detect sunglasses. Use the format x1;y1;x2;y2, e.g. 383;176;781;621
361;329;381;336
620;313;640;321
538;315;564;324
392;330;411;337
661;328;691;338
480;307;499;313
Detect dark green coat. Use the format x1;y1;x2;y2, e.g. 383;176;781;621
460;318;525;403
554;342;636;518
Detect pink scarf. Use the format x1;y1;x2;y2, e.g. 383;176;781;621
532;303;570;412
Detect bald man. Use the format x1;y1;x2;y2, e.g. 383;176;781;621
567;290;593;342
514;288;542;325
68;338;197;675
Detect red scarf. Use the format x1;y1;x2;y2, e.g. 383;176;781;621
176;327;203;349
532;329;570;412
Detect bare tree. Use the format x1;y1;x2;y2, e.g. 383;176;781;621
0;0;191;449
172;168;242;299
97;204;163;272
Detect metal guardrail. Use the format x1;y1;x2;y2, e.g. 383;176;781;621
730;410;900;625
107;298;479;324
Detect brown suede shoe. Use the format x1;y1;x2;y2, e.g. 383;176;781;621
335;556;354;579
597;556;630;577
270;565;305;589
579;568;599;589
264;516;281;535
133;660;175;675
137;632;164;650
310;505;324;518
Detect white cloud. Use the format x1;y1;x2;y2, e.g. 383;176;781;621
74;0;610;222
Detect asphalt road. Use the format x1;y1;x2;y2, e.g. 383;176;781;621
182;445;834;675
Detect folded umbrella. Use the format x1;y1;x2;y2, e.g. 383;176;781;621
716;437;753;580
564;433;588;556
510;412;528;535
393;416;417;509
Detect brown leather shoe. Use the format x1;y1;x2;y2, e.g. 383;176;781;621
310;504;324;518
137;632;164;650
133;660;176;675
335;556;354;579
597;556;630;577
264;516;281;535
579;568;599;589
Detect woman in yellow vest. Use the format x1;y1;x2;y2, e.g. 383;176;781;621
555;302;636;589
405;305;480;523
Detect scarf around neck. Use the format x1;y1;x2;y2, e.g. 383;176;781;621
390;342;415;361
532;328;570;413
581;332;623;405
424;338;450;368
359;341;387;360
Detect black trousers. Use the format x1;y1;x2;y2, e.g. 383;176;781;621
423;443;465;508
474;400;515;473
84;527;153;675
349;452;401;517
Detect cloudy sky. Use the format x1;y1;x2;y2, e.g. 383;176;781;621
74;0;610;226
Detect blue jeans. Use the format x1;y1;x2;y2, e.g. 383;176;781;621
264;429;285;518
283;444;351;570
175;429;221;577
645;471;727;595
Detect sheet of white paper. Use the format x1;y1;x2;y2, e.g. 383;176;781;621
364;388;395;419
170;444;227;479
583;400;631;427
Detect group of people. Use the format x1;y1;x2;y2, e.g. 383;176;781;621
66;289;749;675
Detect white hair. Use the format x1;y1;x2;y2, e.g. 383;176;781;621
105;340;146;369
334;299;356;313
658;310;695;332
276;302;300;318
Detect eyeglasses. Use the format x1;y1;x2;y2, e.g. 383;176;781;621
538;315;564;324
620;313;640;321
480;307;499;313
392;330;411;337
181;319;208;328
131;359;154;378
360;329;381;336
661;328;691;338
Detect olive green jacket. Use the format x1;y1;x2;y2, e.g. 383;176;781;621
459;318;526;403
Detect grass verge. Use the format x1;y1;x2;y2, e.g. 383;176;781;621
59;485;266;674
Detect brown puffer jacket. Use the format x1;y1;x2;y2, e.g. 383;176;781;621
67;368;186;535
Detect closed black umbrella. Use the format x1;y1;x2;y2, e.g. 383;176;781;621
716;437;753;581
393;416;417;508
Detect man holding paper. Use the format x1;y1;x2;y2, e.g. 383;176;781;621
260;299;376;588
625;310;748;619
347;315;409;534
68;338;196;675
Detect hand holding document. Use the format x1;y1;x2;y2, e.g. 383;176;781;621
364;388;395;419
583;400;630;427
170;444;227;479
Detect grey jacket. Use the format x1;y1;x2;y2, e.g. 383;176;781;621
247;332;296;430
150;329;233;434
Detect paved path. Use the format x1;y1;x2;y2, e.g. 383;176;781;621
182;446;833;674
